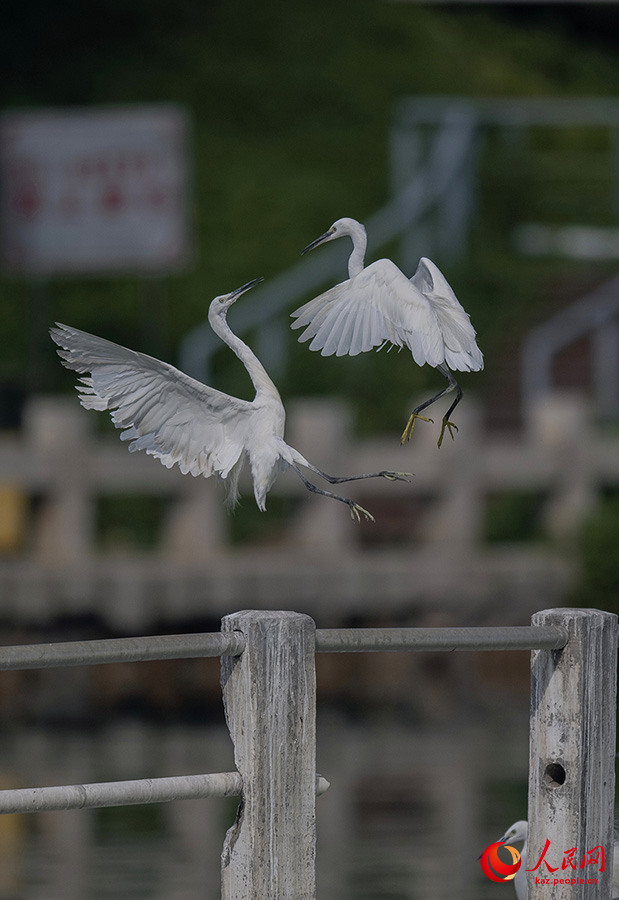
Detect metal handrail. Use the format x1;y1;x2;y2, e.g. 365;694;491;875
0;773;331;815
0;606;608;900
315;625;568;653
0;631;245;670
0;624;568;671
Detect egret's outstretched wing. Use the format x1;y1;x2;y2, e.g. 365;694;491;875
50;324;254;485
411;258;483;372
291;259;444;368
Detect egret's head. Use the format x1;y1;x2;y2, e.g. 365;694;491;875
210;277;264;314
497;821;528;846
301;217;364;254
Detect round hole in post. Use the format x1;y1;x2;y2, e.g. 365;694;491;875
544;762;566;787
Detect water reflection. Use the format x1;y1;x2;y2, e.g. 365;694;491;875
0;712;529;900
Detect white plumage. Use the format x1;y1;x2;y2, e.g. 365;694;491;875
494;820;529;900
51;278;412;521
292;217;483;447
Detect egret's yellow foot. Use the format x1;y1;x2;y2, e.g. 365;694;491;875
400;413;434;444
437;419;458;449
349;502;375;524
381;471;415;483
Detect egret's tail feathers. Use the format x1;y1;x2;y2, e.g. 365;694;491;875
224;457;245;508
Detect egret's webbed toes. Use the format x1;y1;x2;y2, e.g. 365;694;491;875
401;413;434;444
437;418;459;449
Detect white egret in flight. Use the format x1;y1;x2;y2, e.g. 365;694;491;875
291;217;483;448
494;820;619;900
51;278;412;523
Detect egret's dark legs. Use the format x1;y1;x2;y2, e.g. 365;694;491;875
437;378;463;449
292;466;375;523
304;463;414;486
401;365;463;448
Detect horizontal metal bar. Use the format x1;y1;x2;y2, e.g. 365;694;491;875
314;625;569;653
0;625;570;672
0;773;242;814
0;631;245;671
0;773;330;815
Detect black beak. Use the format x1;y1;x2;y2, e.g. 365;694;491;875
301;231;333;255
229;277;264;301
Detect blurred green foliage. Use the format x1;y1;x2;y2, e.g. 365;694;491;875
3;1;619;437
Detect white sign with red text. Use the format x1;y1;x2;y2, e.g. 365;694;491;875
0;105;192;275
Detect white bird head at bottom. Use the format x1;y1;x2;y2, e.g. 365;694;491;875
498;821;528;846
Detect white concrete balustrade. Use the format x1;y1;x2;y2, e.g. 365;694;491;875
0;390;610;626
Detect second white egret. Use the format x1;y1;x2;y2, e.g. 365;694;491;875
291;217;483;448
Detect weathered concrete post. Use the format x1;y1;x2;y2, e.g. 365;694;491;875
528;608;618;900
220;610;317;900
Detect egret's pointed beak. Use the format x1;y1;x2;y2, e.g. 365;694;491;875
229;276;264;303
301;231;333;255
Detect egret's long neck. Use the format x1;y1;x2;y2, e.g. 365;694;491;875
346;221;367;278
209;310;280;400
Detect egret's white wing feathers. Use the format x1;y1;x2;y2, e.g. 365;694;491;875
50;324;254;500
292;259;445;367
292;254;483;374
411;258;483;372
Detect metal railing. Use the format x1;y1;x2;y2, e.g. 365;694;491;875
0;624;567;671
0;608;615;900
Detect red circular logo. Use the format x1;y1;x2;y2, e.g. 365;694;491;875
480;842;521;882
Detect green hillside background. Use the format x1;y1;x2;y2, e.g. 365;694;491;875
3;1;619;433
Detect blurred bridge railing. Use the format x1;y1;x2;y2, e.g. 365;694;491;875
0;390;613;627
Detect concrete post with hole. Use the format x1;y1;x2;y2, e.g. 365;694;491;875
528;608;618;900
